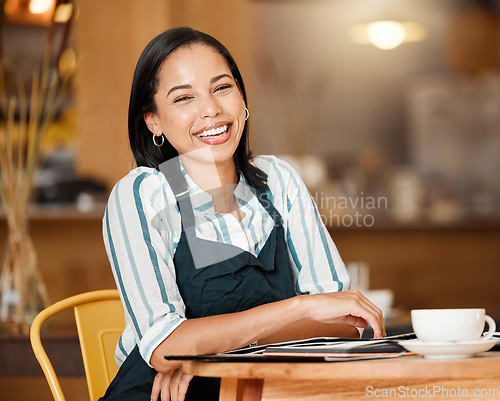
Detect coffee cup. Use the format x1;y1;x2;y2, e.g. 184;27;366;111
411;308;496;343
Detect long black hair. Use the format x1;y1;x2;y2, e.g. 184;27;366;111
128;27;268;190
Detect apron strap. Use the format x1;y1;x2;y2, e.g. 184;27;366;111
159;157;197;236
253;186;282;227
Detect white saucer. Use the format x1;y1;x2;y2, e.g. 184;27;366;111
398;338;498;359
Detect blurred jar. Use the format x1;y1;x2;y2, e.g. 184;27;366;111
390;166;424;223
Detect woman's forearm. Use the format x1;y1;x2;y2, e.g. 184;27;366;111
150;290;385;372
151;295;308;371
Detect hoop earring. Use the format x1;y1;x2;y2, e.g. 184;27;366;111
153;133;165;147
245;107;249;121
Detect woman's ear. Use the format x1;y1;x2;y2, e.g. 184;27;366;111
144;112;157;134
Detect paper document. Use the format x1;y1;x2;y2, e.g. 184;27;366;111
164;333;416;363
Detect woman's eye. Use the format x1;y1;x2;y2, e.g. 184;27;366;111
173;96;192;103
214;84;232;93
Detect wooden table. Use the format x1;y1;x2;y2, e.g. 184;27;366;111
182;352;500;401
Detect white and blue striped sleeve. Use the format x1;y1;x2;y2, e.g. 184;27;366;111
102;168;186;366
265;157;351;295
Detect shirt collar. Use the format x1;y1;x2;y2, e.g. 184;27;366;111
178;160;254;212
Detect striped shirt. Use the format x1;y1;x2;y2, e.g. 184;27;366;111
103;155;350;366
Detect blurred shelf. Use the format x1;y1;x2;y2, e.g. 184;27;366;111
1;203;499;229
0;202;106;221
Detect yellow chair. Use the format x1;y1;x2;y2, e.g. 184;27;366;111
30;289;124;401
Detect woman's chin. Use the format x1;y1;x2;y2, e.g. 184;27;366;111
208;138;240;165
210;148;237;167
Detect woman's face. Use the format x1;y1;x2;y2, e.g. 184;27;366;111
145;44;246;167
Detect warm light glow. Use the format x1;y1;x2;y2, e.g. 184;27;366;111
4;0;19;16
349;21;428;50
403;22;428;43
367;21;406;50
29;0;54;14
58;48;77;79
54;3;73;23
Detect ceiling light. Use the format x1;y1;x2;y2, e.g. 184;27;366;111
349;21;428;50
367;21;406;50
29;0;54;14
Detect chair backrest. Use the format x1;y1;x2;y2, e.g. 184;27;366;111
30;289;124;401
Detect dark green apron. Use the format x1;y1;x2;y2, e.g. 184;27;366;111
100;163;296;400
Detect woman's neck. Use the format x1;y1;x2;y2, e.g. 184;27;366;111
180;155;238;189
180;153;242;217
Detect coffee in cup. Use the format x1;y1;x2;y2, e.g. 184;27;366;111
411;308;496;343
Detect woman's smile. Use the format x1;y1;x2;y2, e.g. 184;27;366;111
193;123;231;145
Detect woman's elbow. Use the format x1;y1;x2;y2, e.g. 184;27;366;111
150;347;182;373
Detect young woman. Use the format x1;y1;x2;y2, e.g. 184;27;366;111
101;27;385;401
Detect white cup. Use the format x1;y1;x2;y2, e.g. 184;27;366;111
411;308;496;343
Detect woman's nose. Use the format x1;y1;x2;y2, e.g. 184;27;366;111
200;94;221;118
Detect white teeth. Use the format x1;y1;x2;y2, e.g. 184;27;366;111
196;125;228;138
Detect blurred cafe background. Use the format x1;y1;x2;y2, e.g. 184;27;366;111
0;0;499;399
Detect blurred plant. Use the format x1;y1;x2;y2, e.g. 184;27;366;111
0;0;75;334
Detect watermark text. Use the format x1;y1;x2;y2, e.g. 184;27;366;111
366;385;500;398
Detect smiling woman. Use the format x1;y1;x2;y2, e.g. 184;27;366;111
144;45;247;172
127;28;267;192
100;27;385;401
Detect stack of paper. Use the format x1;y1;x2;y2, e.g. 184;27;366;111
222;332;416;361
165;333;416;363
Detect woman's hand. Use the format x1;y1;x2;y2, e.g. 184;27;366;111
151;368;193;401
304;289;386;338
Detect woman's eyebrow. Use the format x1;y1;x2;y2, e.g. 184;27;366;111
210;73;233;84
167;84;192;97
